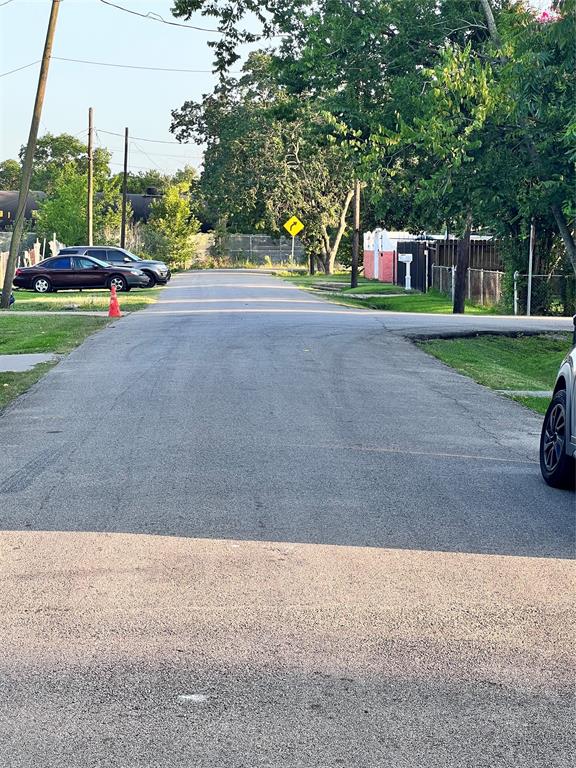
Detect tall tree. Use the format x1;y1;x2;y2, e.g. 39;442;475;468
0;159;21;190
19;133;111;192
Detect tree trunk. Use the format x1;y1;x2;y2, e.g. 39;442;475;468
479;0;502;47
453;211;473;314
551;204;576;275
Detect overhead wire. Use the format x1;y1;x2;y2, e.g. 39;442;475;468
98;0;220;33
53;56;223;74
0;60;40;78
97;129;186;146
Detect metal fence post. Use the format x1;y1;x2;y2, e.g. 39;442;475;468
513;270;519;315
451;266;455;304
480;268;484;305
467;268;471;300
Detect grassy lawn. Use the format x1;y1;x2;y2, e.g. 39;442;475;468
418;333;571;413
342;282;408;295
0;315;110;355
280;273;495;314
278;272;363;287
10;287;160;312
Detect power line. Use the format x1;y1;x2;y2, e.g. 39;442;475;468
0;0;17;7
97;128;186;146
131;140;162;171
99;142;203;159
0;60;40;78
1;55;236;79
53;55;222;74
99;0;220;33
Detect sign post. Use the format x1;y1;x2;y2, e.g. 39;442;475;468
283;215;304;264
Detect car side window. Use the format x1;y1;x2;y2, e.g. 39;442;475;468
74;257;97;269
86;249;108;259
107;249;131;262
46;257;71;270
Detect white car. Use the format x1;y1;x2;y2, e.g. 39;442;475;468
540;317;576;488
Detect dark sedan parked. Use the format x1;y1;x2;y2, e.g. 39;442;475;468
59;246;171;287
13;255;149;293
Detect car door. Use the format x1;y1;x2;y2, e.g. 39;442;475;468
44;256;74;288
73;256;107;288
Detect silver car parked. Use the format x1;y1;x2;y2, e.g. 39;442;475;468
540;316;576;488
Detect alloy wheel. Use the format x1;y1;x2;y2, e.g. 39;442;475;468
542;402;566;473
34;278;50;293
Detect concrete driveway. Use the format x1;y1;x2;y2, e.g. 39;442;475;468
0;271;573;767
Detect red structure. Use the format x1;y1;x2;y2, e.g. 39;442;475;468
363;230;395;283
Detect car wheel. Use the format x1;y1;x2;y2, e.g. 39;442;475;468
540;389;575;489
33;276;51;293
143;272;156;288
108;275;128;292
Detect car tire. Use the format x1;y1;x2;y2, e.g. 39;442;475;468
143;271;156;288
108;275;128;292
540;389;575;489
33;276;52;294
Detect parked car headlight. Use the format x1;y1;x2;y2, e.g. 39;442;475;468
130;269;145;276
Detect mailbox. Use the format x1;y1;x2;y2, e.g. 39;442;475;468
398;253;413;291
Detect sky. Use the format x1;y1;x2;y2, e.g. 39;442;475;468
0;0;238;175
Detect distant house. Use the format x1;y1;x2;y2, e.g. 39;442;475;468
0;187;161;231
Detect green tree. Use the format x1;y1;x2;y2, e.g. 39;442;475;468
144;182;201;269
35;163;124;246
0;159;21;190
19;133;111;192
171;53;356;272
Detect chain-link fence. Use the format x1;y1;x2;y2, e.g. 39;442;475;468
513;273;575;316
224;234;305;264
432;265;504;306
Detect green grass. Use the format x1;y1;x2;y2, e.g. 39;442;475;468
511;396;551;415
10;287;160;312
278;272;363;286
0;361;58;410
0;315;110;355
418;333;571;412
341;282;408;295
327;290;496;314
280;273;495;314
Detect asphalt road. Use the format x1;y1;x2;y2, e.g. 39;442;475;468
0;271;574;767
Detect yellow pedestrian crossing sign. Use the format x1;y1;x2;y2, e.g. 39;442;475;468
283;215;304;237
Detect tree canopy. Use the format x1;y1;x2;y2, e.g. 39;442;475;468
170;0;575;281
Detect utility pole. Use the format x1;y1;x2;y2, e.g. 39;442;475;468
1;0;61;309
87;107;94;246
527;219;535;317
351;178;360;289
120;127;128;248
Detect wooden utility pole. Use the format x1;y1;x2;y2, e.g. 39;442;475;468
87;107;94;246
120;127;128;248
351;178;361;289
1;0;61;309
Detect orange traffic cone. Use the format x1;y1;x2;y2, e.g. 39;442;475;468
108;284;122;318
